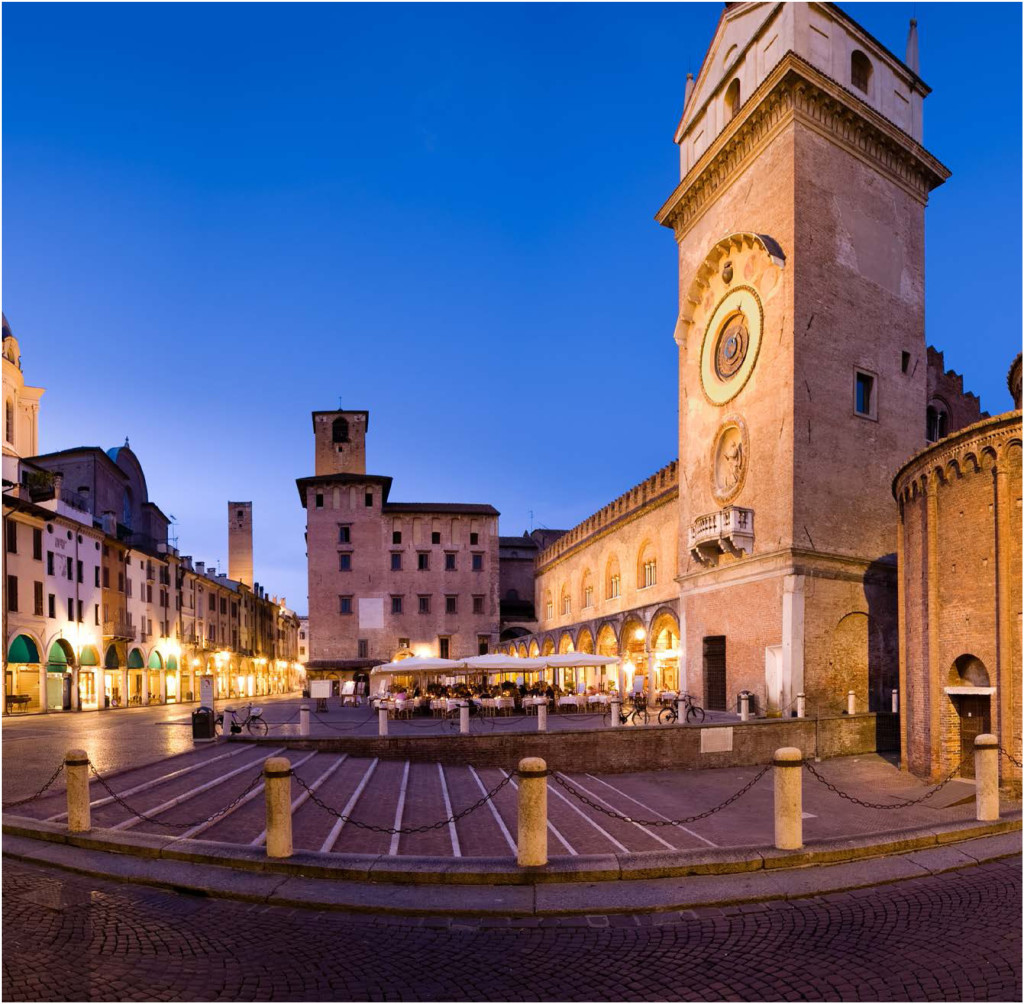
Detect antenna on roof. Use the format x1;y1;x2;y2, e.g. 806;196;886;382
529;509;534;531
124;436;130;448
338;396;343;409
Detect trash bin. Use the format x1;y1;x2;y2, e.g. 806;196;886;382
736;691;757;716
192;706;216;743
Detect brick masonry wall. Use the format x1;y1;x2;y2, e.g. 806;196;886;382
259;713;893;774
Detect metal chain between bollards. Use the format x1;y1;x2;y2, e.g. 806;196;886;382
310;711;378;733
999;746;1023;769
802;755;970;809
1;762;65;809
552;764;771;826
88;762;265;828
292;768;516;834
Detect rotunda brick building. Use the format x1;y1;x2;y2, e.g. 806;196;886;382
893;358;1022;785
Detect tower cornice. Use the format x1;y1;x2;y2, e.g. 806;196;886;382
656;51;950;240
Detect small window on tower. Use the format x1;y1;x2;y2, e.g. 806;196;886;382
236;510;243;520
392;531;402;545
854;369;877;420
315;493;324;509
364;492;373;507
724;78;741;120
431;531;441;545
469;532;479;546
901;351;911;374
332;417;349;443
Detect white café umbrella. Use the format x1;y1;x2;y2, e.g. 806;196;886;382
461;652;548;685
370;657;469;675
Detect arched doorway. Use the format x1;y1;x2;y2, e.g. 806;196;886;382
127;647;145;705
528;640;540;658
541;637;555;657
78;645;101;710
46;639;75;711
619;617;647;695
575;628;595;655
557;632;574;654
649;609;680;693
6;634;42;713
947;654;992;779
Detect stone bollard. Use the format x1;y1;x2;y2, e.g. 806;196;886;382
796;693;806;718
378;707;389;737
537;703;548;732
740;694;750;722
891;689;899;714
264;756;293;858
610;699;621;728
974;734;999;822
517;756;548;867
847;690;856;715
300;704;310;737
677;697;686;725
65;748;91;833
460;702;470;735
773;747;803;850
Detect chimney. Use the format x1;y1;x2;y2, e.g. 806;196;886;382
905;18;919;74
101;511;117;536
196;561;205;575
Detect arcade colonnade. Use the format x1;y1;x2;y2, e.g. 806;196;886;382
498;601;681;695
4;629;300;713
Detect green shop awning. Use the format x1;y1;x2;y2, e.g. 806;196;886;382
127;649;145;669
147;651;163;669
79;646;100;666
7;635;39;664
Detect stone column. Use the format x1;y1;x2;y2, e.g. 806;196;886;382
974;734;999;822
264;756;293;858
782;575;805;712
65;749;91;832
120;668;129;708
141;670;149;706
70;668;80;711
773;747;803;850
96;668;105;709
159;670;167;704
39;665;48;713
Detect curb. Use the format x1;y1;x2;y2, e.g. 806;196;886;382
3;814;1020;915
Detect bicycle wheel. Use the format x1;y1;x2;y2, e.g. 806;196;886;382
687;705;706;724
214;714;225;736
247;716;269;736
657;707;675;725
634;708;649;725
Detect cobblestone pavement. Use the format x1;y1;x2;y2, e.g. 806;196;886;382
2;856;1020;1001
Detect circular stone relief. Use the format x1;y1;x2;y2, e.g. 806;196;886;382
711;416;749;504
699;286;763;406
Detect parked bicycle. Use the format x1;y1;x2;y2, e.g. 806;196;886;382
657;692;706;725
215;702;269;736
611;693;650;726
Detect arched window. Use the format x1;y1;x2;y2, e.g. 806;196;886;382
332;417;349;443
580;569;593;609
560;584;571;618
851;51;872;94
724;78;741;120
636;541;658;590
544;589;554;621
605;555;621;600
926;402;949;443
4;399;13;445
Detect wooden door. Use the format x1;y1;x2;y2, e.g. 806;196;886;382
703;636;727;711
958;696;991;779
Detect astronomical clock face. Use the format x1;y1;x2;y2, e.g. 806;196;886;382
699;286;763;406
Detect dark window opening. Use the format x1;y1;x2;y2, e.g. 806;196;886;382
332;417;349;443
364;492;373;507
851;50;872;94
392;531;402;544
469;532;479;546
390;553;402;571
855;371;875;418
901;351;911;373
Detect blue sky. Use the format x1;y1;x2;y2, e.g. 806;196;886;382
3;2;1020;614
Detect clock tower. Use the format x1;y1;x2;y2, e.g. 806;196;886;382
656;3;949;712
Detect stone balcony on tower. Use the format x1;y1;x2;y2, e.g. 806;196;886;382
688;506;754;565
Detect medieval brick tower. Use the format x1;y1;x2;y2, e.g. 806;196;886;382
656;3;949;713
227;501;253;587
313;410;369;477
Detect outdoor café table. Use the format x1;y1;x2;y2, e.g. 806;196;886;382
495;697;515;715
557;696;580;711
587;695;608;709
522;697;545;714
481;698;497;715
446;699;463;715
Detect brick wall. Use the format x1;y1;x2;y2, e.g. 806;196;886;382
260;713;893;773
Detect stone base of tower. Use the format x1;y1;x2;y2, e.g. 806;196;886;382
679;550;898;718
